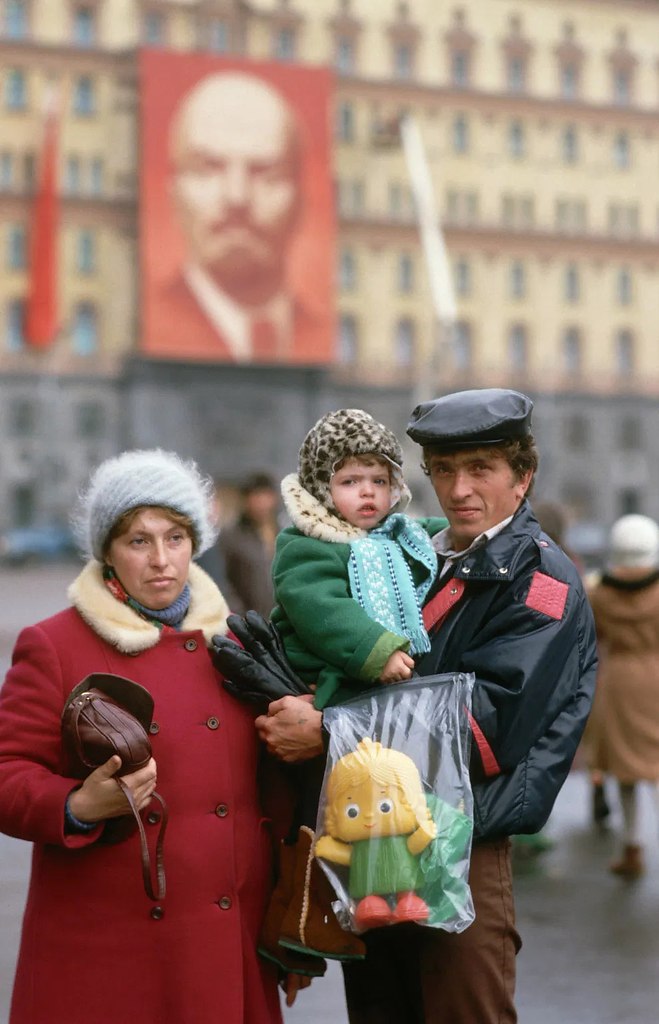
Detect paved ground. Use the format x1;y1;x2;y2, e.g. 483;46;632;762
1;565;658;1023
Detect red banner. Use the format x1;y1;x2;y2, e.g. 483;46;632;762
139;51;335;365
25;100;59;348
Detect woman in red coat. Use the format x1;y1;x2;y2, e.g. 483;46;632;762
0;449;297;1024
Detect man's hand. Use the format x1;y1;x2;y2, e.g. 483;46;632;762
379;650;414;684
255;694;323;763
282;971;312;1007
68;756;158;822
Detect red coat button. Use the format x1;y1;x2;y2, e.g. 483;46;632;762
218;896;232;910
150;906;164;920
184;639;198;652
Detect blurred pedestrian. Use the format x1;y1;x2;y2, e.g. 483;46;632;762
588;514;659;878
220;472;280;617
0;448;302;1023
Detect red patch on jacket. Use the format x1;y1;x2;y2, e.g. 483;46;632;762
525;572;568;620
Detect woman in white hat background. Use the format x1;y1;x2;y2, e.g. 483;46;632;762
0;449;299;1024
587;514;659;878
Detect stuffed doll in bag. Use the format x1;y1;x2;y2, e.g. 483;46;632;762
315;737;439;931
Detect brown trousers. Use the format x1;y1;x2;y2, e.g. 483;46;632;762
342;838;521;1024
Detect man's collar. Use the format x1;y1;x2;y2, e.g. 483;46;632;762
433;514;515;563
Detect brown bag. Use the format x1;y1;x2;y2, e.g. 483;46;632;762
61;672;167;901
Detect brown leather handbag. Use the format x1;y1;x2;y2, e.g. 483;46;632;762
61;672;167;901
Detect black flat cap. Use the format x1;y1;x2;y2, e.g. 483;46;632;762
407;388;533;451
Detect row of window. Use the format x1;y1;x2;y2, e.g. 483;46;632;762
337;180;646;238
337;106;635;172
338;249;636;306
5;225;96;273
337;314;639;377
0;150;105;196
5;69;95;115
1;1;648;107
7;395;106;438
5;299;98;353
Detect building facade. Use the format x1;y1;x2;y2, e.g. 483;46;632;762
2;0;659;552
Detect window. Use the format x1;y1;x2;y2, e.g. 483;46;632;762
5;298;25;350
508;120;525;159
562;125;578;164
76;230;96;274
143;12;164;46
11;482;36;526
207;19;229;53
397;253;414;293
7;224;26;269
454;259;471;297
563;326;582;373
618;489;640;516
23;151;34;189
5;0;28;39
393;43;413;80
564;263;580;303
564;414;589;450
509;261;526;299
560;64;578;100
5;69;27;111
508;323;527;371
336;37;355;75
452;115;469;154
336;102;354;143
395;318;415;366
452;320;472;370
72;76;95;116
613;132;630;170
616;267;632;305
273;27;296;61
90;157;104;195
72;6;95;46
507;56;525;93
71;302;98;355
613;68;630;106
8;396;35;435
76;400;106;437
451;51;469;87
64;155;81;195
338;249;356;291
0;151;14;189
615;328;634;375
618;416;642;450
338;313;358;363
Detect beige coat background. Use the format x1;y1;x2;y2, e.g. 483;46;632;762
587;573;659;783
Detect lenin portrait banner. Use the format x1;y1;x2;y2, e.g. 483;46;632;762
139;51;335;364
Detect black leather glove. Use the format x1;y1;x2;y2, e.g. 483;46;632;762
211;613;312;707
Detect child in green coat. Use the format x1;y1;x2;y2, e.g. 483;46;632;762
259;408;448;973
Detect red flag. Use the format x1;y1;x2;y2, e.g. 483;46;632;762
25;94;59;348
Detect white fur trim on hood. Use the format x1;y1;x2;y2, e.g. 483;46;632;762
67;560;229;654
281;473;369;544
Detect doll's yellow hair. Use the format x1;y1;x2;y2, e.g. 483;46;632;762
324;738;432;834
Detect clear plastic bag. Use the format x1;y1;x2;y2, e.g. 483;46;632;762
315;672;475;935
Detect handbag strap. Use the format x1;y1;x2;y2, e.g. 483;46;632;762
115;779;168;901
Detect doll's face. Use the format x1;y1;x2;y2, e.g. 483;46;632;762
331;778;417;842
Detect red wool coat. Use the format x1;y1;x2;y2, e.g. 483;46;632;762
0;561;282;1024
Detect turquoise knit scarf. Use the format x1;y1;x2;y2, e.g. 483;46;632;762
347;513;438;655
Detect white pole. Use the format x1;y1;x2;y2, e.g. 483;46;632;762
399;113;457;327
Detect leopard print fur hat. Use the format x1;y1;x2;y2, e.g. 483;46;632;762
298;408;409;512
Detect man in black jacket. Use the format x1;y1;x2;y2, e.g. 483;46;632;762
255;388;597;1023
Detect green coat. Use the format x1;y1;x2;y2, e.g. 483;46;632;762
271;512;446;709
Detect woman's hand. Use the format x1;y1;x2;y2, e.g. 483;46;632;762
68;755;158;823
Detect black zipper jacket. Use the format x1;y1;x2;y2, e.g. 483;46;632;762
416;500;597;841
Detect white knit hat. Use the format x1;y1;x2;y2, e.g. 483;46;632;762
608;514;659;570
72;449;217;561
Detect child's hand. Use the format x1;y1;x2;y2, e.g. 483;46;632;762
379;650;414;684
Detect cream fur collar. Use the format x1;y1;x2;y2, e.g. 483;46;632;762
68;560;230;654
281;473;368;544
